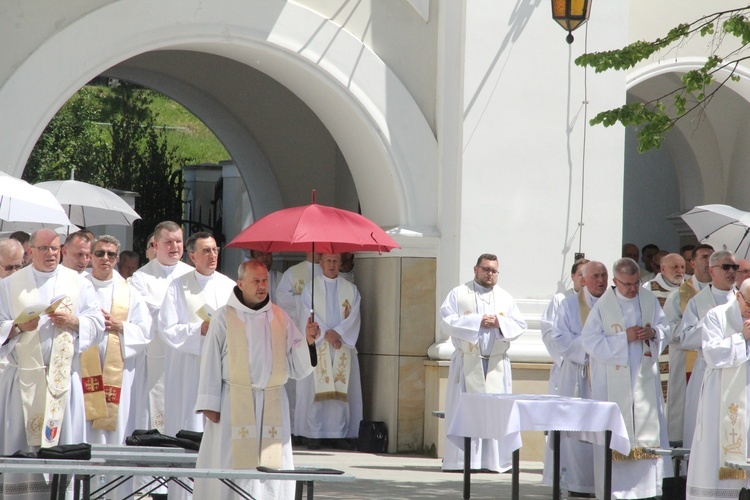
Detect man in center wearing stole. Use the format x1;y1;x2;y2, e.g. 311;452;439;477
295;253;362;450
541;260;609;496
0;228;105;499
194;260;319;499
84;235;152;499
581;257;670;499
440;253;527;472
686;279;750;499
158;232;235;440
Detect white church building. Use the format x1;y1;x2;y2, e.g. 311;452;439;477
2;1;749;459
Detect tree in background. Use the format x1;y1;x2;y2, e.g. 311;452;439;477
24;82;189;260
576;6;750;152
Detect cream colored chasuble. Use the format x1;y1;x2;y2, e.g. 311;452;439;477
597;289;660;460
10;269;79;447
225;303;287;469
312;278;355;402
456;282;510;394
80;276;130;431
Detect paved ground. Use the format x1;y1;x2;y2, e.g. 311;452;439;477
294;449;551;499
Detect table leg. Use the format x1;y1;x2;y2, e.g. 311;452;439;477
295;481;303;500
49;474;59;500
463;436;471;499
552;430;560;500
604;430;612;500
512;449;519;500
57;474;67;500
307;480;314;500
83;475;90;500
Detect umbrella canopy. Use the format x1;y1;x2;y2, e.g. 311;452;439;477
35;179;141;227
0;172;74;229
681;204;750;257
226;202;400;254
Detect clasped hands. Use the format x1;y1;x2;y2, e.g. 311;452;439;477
481;314;499;329
626;325;655;343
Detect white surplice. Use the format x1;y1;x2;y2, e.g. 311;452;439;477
440;281;527;472
85;271;152;500
581;287;670;499
541;288;598;494
158;269;235;436
678;285;733;447
540;289;573;394
129;259;192;433
663;275;709;443
295;275;362;439
0;265;105;499
193;290;314;500
686;300;750;500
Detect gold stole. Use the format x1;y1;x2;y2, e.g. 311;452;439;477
456;282;510;394
225;304;287;469
290;262;310;296
577;288;592;328
679;281;700;375
312;277;355;401
598;288;660;460
10;268;79;447
81;277;130;430
715;303;748;480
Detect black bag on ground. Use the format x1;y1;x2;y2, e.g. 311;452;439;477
37;443;91;460
357;421;388;453
740;487;750;500
661;476;686;500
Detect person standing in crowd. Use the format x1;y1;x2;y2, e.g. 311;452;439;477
0;228;105;498
677;250;737;448
250;249;281;303
158;232;235;438
130;221;192;433
84;235;151;499
194;260;318;500
0;238;24;280
61;230;93;275
296;253;362;450
663;243;714;444
117;250;140;280
582;257;669;499
440;253;527;472
542;260;608;496
9;230;31;267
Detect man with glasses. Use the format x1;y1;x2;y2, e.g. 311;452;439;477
663;243;714;445
677;250;738;449
84;235;151;498
440;253;527;472
686;279;750;499
158;232;234;442
130;221;192;436
0;228;105;497
0;238;24;279
582;257;670;499
735;259;750;289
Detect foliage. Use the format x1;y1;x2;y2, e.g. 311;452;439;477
575;7;750;152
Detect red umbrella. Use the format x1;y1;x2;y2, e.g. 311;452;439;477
226;191;400;314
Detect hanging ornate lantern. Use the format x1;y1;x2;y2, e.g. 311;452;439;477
551;0;592;44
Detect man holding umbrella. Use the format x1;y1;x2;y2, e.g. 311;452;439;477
295;253;362;450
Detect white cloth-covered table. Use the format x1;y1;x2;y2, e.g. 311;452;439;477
448;393;630;499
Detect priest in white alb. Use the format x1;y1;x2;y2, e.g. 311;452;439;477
0;228;105;499
295;253;362;450
581;257;670;499
84;235;152;499
130;220;192;433
686;279;750;500
440;253;527;472
194;260;318;499
542;260;609;495
158;232;235;438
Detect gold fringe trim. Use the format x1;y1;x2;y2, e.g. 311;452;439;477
719;467;747;481
314;391;348;403
611;447;660;461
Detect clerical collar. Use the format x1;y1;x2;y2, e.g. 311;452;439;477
472;281;493;294
614;288;639;302
710;284;735;297
232;286;270;311
31;266;58;279
322;275;338;283
90;275;114;286
194;269;214;285
156;260;181;274
583;286;600;305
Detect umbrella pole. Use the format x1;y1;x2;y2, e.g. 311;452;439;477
310;241;315;322
736;227;750;258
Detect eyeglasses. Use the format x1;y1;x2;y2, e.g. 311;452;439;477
478;266;499;275
93;250;118;259
2;264;22;272
711;263;739;271
31;245;60;253
198;248;220;256
738;292;750;308
614;277;641;288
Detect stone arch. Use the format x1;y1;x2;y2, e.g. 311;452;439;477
0;0;437;229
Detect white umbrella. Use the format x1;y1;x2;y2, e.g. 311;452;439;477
0;172;74;230
35;180;141;227
680;204;750;257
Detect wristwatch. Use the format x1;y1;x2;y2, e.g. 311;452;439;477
12;324;22;337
